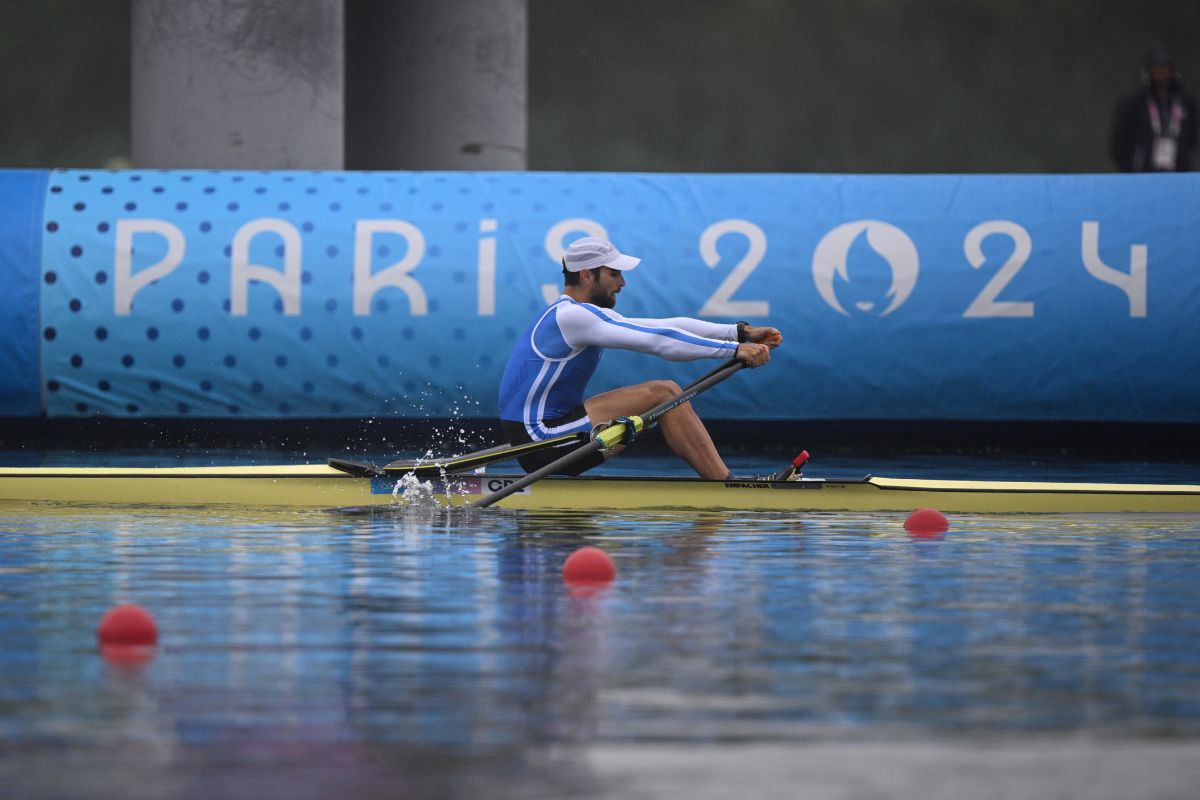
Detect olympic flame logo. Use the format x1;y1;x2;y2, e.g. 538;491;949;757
812;221;919;316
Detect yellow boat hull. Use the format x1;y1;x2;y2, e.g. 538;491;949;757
1;465;1199;513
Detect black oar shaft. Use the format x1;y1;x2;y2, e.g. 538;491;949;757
382;431;587;476
642;359;745;425
472;439;606;509
682;358;736;393
473;359;746;508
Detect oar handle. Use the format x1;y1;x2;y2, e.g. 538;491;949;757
473;358;746;509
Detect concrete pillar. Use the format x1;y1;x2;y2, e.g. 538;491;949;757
131;0;344;169
345;0;527;170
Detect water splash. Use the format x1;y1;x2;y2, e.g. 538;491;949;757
390;471;442;508
388;468;478;509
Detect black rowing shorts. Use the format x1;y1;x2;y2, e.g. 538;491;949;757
499;406;606;476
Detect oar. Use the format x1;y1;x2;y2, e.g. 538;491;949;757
371;362;736;477
330;356;753;479
473;358;747;508
381;431;588;476
327;432;588;478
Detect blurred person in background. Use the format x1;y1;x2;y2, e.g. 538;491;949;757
1110;44;1197;172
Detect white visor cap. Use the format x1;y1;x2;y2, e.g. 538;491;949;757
562;237;641;272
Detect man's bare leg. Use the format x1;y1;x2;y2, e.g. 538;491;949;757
584;380;730;479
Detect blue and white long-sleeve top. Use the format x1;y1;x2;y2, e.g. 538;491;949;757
498;295;739;440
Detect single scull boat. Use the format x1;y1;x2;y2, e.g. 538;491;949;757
1;463;1198;513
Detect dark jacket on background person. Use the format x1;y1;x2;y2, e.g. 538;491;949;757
1110;49;1198;172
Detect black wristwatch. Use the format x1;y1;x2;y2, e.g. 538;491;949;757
736;321;749;343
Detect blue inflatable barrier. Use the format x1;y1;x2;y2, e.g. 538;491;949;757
8;169;1200;422
0;170;47;417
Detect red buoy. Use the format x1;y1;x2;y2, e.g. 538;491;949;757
904;508;950;537
562;546;616;585
97;604;158;646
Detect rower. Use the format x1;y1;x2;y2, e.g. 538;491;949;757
497;236;782;480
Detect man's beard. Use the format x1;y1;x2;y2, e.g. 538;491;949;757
588;285;617;308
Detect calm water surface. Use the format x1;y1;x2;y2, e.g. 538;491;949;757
1;451;1199;799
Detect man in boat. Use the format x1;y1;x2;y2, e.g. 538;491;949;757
498;236;780;479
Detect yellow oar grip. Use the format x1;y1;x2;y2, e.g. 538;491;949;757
597;415;645;448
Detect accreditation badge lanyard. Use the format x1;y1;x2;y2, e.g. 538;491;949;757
1147;97;1184;169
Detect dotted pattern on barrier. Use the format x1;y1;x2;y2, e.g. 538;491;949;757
31;170;1200;423
38;170;704;418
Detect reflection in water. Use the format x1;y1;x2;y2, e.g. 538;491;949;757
0;504;1199;797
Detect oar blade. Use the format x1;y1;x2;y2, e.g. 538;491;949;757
327;458;384;478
